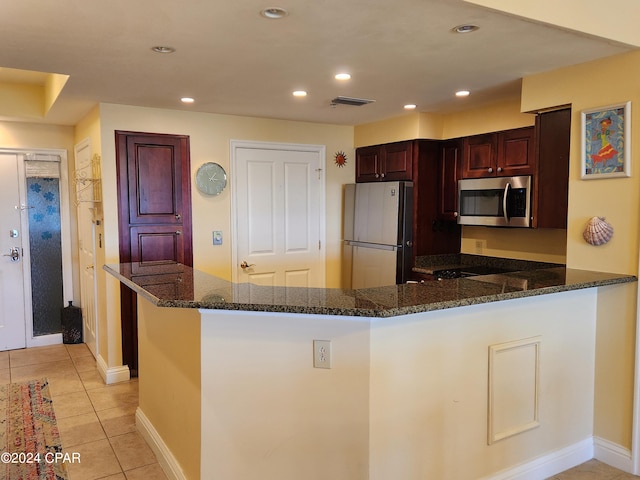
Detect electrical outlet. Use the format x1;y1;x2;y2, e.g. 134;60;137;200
475;240;484;254
213;230;223;245
313;340;331;369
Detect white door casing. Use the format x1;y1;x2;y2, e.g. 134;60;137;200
231;141;326;289
0;154;27;351
0;149;73;351
74;139;98;357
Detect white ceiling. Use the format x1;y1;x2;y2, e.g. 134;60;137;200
0;0;635;126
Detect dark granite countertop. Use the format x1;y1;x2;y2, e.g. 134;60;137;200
412;253;562;275
104;262;635;318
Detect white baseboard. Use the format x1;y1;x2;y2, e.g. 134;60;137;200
96;354;130;384
594;435;633;473
480;437;594;480
136;407;186;480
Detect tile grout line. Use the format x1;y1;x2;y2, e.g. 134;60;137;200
70;344;126;479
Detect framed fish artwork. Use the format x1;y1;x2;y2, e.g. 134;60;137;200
581;101;631;179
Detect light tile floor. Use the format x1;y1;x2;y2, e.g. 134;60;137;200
548;459;638;479
1;344;168;480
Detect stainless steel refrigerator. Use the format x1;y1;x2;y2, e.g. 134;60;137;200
343;181;413;289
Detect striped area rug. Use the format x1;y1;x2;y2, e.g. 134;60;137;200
0;379;68;480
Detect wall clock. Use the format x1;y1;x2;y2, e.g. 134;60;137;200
195;162;227;195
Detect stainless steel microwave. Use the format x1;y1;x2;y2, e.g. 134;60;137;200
457;175;532;227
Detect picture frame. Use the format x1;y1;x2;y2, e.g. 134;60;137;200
581;101;631;179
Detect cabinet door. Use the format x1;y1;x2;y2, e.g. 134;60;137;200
355;145;382;182
382;141;413;181
437;140;462;221
497;127;536;176
533;109;571;229
462;133;497;178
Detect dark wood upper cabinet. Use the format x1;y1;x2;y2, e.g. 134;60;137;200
498;127;537;176
461;133;496;178
462;127;536;178
354;139;460;258
437;139;462;221
355;141;413;182
532;108;571;229
354;145;382;182
383;141;414;181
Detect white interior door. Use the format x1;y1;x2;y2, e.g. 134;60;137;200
232;141;325;289
75;140;98;357
0;154;26;351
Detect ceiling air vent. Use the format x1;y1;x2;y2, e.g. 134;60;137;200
330;96;375;107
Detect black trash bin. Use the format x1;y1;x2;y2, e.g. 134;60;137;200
61;301;83;344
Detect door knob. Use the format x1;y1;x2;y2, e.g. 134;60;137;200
2;247;20;262
240;261;255;270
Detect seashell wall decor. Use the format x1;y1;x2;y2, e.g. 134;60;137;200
583;216;614;246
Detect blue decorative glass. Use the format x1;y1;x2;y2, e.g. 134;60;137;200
27;177;64;335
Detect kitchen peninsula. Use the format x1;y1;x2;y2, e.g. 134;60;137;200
105;262;634;480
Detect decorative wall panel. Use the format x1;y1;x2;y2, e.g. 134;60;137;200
488;336;541;444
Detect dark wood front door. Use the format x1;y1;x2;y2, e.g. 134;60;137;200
116;131;193;375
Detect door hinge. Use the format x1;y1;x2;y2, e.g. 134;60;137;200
315;168;323;179
318;240;321;250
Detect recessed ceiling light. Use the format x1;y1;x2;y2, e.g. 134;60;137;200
260;7;288;19
452;24;479;34
404;104;417;110
151;46;176;54
456;90;470;97
181;97;195;104
335;73;351;81
292;90;307;97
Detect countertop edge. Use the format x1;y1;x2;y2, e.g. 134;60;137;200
104;264;635;318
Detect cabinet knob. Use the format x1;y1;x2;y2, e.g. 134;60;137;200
453;212;458;218
375;173;380;178
488;167;493;173
497;167;503;173
380;173;385;178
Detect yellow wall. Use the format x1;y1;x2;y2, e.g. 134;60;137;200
96;103;354;283
354;112;425;147
521;49;640;449
80;104;354;372
522;50;640;275
138;299;201;480
200;309;370;480
370;289;597;479
460;227;567;264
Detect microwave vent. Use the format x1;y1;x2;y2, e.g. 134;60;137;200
330;96;375;107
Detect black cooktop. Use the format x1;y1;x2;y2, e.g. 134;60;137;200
432;265;512;280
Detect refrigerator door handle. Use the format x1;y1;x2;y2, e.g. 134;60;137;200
345;240;399;252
